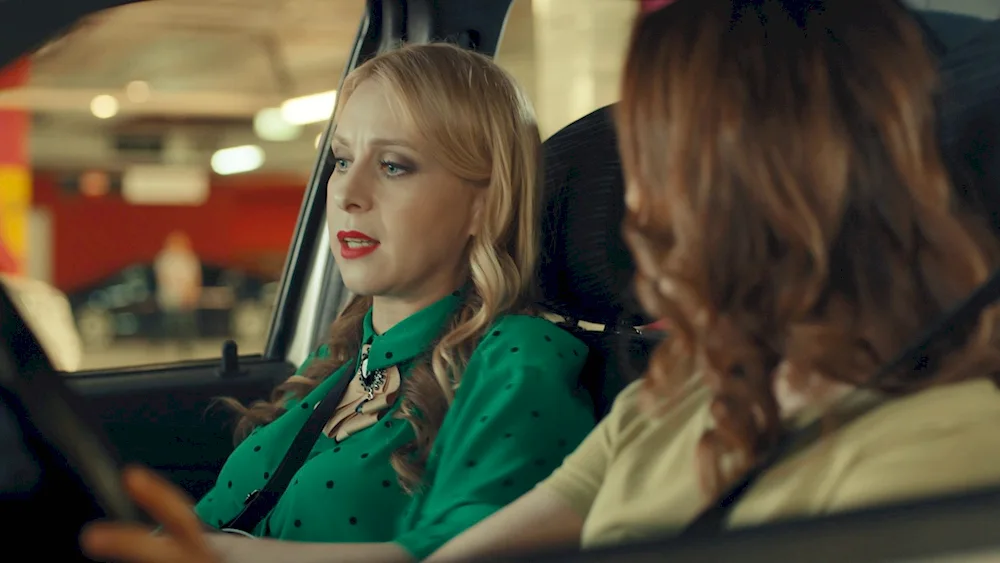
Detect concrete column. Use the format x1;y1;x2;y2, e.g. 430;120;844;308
529;0;638;138
0;58;31;275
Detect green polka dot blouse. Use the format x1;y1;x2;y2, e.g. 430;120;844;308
193;292;595;559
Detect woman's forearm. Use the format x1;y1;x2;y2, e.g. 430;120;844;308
207;534;414;563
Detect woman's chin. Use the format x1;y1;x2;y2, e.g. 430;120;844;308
340;275;386;299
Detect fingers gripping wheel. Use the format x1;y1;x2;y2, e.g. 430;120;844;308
0;285;143;558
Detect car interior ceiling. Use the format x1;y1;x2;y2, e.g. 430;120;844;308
1;1;1000;562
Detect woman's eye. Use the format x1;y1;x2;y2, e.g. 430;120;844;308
380;160;409;177
333;158;351;172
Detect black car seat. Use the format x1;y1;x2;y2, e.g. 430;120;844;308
537;105;657;419
535;10;1000;422
935;16;1000;235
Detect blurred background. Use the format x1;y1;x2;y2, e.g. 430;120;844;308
0;0;996;373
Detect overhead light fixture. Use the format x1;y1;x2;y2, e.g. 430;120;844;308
126;80;151;103
280;90;337;125
253;107;302;142
90;94;119;119
211;145;265;175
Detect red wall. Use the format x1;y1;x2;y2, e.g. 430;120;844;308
33;173;308;292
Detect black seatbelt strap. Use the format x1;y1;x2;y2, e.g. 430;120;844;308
221;365;355;533
682;265;1000;537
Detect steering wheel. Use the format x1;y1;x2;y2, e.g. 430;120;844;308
0;284;143;560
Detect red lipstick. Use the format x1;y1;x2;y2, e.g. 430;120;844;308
336;230;380;260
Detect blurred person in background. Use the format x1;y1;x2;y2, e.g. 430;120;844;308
154;231;202;350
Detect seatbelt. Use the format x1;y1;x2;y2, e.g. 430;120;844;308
681;265;1000;537
220;366;354;534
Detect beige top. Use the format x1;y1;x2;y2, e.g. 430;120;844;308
539;375;1000;549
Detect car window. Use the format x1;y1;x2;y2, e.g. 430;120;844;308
0;0;365;373
495;0;639;140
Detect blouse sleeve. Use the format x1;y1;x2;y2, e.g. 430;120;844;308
392;316;597;560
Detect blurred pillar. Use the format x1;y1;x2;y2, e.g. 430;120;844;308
530;0;638;138
495;0;538;110
0;57;31;275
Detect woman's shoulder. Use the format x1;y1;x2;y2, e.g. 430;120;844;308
477;313;588;360
843;378;1000;445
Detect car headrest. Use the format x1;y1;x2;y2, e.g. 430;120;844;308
537;105;649;328
937;18;1000;233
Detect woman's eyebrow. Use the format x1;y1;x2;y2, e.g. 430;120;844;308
331;134;415;150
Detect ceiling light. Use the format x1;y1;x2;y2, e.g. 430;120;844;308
211;145;265;175
280;90;336;125
90;94;119;119
253;107;302;142
126;80;151;103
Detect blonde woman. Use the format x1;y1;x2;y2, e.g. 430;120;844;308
80;43;595;563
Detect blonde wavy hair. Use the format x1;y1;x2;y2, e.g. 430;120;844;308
222;43;543;492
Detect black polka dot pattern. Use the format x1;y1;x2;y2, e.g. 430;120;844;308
193;314;594;547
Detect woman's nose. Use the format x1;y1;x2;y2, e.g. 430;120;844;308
329;170;372;212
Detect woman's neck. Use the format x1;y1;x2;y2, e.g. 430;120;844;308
370;287;457;335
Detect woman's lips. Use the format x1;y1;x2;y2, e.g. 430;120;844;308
337;230;380;260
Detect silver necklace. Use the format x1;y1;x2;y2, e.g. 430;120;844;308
358;349;387;400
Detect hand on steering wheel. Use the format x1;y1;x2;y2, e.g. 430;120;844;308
80;466;224;563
